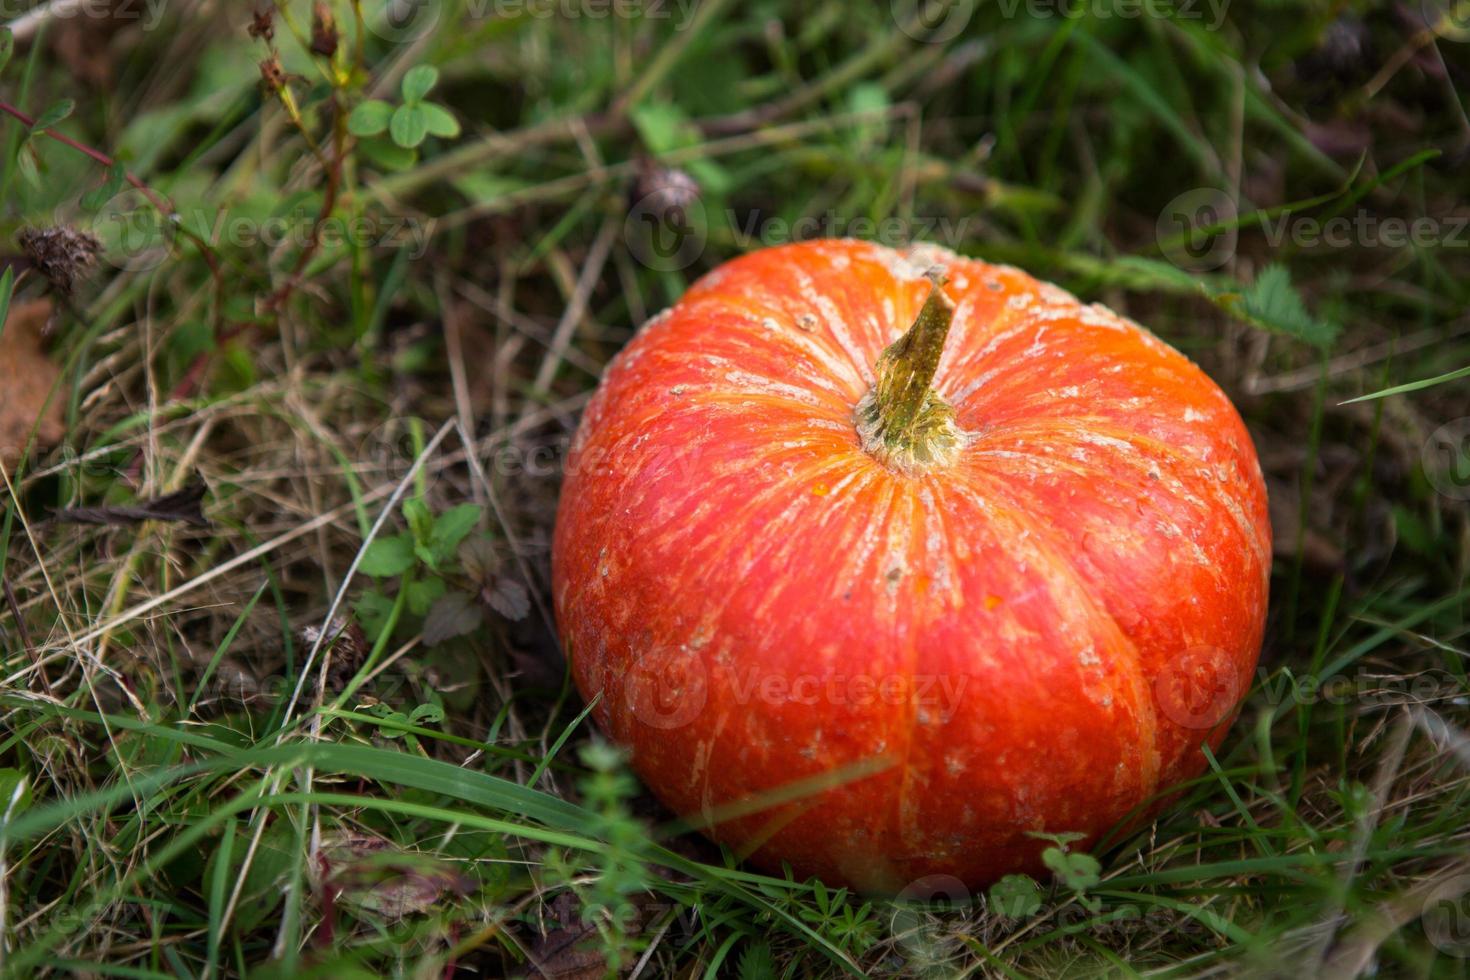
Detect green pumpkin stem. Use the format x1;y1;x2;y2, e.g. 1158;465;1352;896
856;269;964;474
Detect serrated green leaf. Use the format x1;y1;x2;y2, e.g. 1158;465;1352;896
389;104;428;148
430;504;482;565
1214;263;1339;350
400;65;438;104
419;102;460;139
358;535;416;577
1043;847;1101;892
987;874;1041;919
737;941;776;980
347;100;393;137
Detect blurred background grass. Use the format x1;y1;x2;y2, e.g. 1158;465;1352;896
0;0;1468;976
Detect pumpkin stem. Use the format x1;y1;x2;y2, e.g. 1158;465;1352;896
855;269;964;474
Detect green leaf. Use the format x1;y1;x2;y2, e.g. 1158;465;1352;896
0;768;32;816
202;822;295;933
356;591;396;643
358;535;416;577
430;504;482;565
450;172;530;203
389;104;428;148
0;29;14;76
631;102;690;156
737;941;776;980
419;102;460;139
16;145;40;187
405;577;446;616
356;137;418;172
347;99;393;137
0;266;14;343
366;706;411;739
846;82;889;147
81;161;128;210
987;874;1041;919
1341;363;1470;404
403;498;434;545
1042;847;1101;893
29;98;74;132
1213;263;1339;350
400;65;439;104
408;702;444;726
629;102;729;196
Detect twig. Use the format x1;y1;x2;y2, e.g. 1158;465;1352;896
528;214;619;398
43;482;209;528
2;575;37;668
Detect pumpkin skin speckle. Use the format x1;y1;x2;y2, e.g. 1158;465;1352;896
552;239;1270;893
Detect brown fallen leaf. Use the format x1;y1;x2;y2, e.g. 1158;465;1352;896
520;893;608;980
0;299;66;468
311;832;474;921
47;482;209;528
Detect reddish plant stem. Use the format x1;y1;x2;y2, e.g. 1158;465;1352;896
265;94;348;313
0;99;173;215
0;99;226;292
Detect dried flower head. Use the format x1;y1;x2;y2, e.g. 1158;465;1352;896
632;161;701;219
248;8;274;41
303;615;369;694
310;2;338;58
259;55;286;90
18;226;101;295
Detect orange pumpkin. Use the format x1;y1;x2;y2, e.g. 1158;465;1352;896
553;239;1270;892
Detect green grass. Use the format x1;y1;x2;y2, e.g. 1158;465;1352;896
1;0;1468;976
